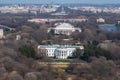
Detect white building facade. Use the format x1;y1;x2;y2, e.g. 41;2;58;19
97;18;105;23
38;45;84;59
0;29;4;39
48;23;81;35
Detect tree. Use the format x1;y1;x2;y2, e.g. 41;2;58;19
7;71;23;80
0;63;8;80
66;57;119;80
80;44;112;61
90;57;118;80
71;48;83;59
24;73;37;80
92;40;99;46
19;45;36;59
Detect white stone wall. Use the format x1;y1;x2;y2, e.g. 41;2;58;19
38;45;84;59
0;29;3;39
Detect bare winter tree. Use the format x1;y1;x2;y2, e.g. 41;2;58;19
24;72;37;80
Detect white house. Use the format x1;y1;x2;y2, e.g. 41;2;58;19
47;23;81;35
37;45;84;59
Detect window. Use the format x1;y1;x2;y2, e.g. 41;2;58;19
62;53;63;56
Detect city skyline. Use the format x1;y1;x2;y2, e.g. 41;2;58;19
0;0;120;4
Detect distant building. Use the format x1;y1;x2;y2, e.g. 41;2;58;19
28;18;88;23
0;25;13;31
48;23;81;35
0;29;3;39
51;6;68;16
77;15;88;22
40;4;59;13
118;21;120;24
16;35;21;40
38;45;84;59
29;10;37;14
97;18;105;23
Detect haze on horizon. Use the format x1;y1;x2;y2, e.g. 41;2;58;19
0;0;119;4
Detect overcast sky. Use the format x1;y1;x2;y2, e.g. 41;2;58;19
0;0;120;4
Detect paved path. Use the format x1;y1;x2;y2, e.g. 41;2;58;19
38;62;85;65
